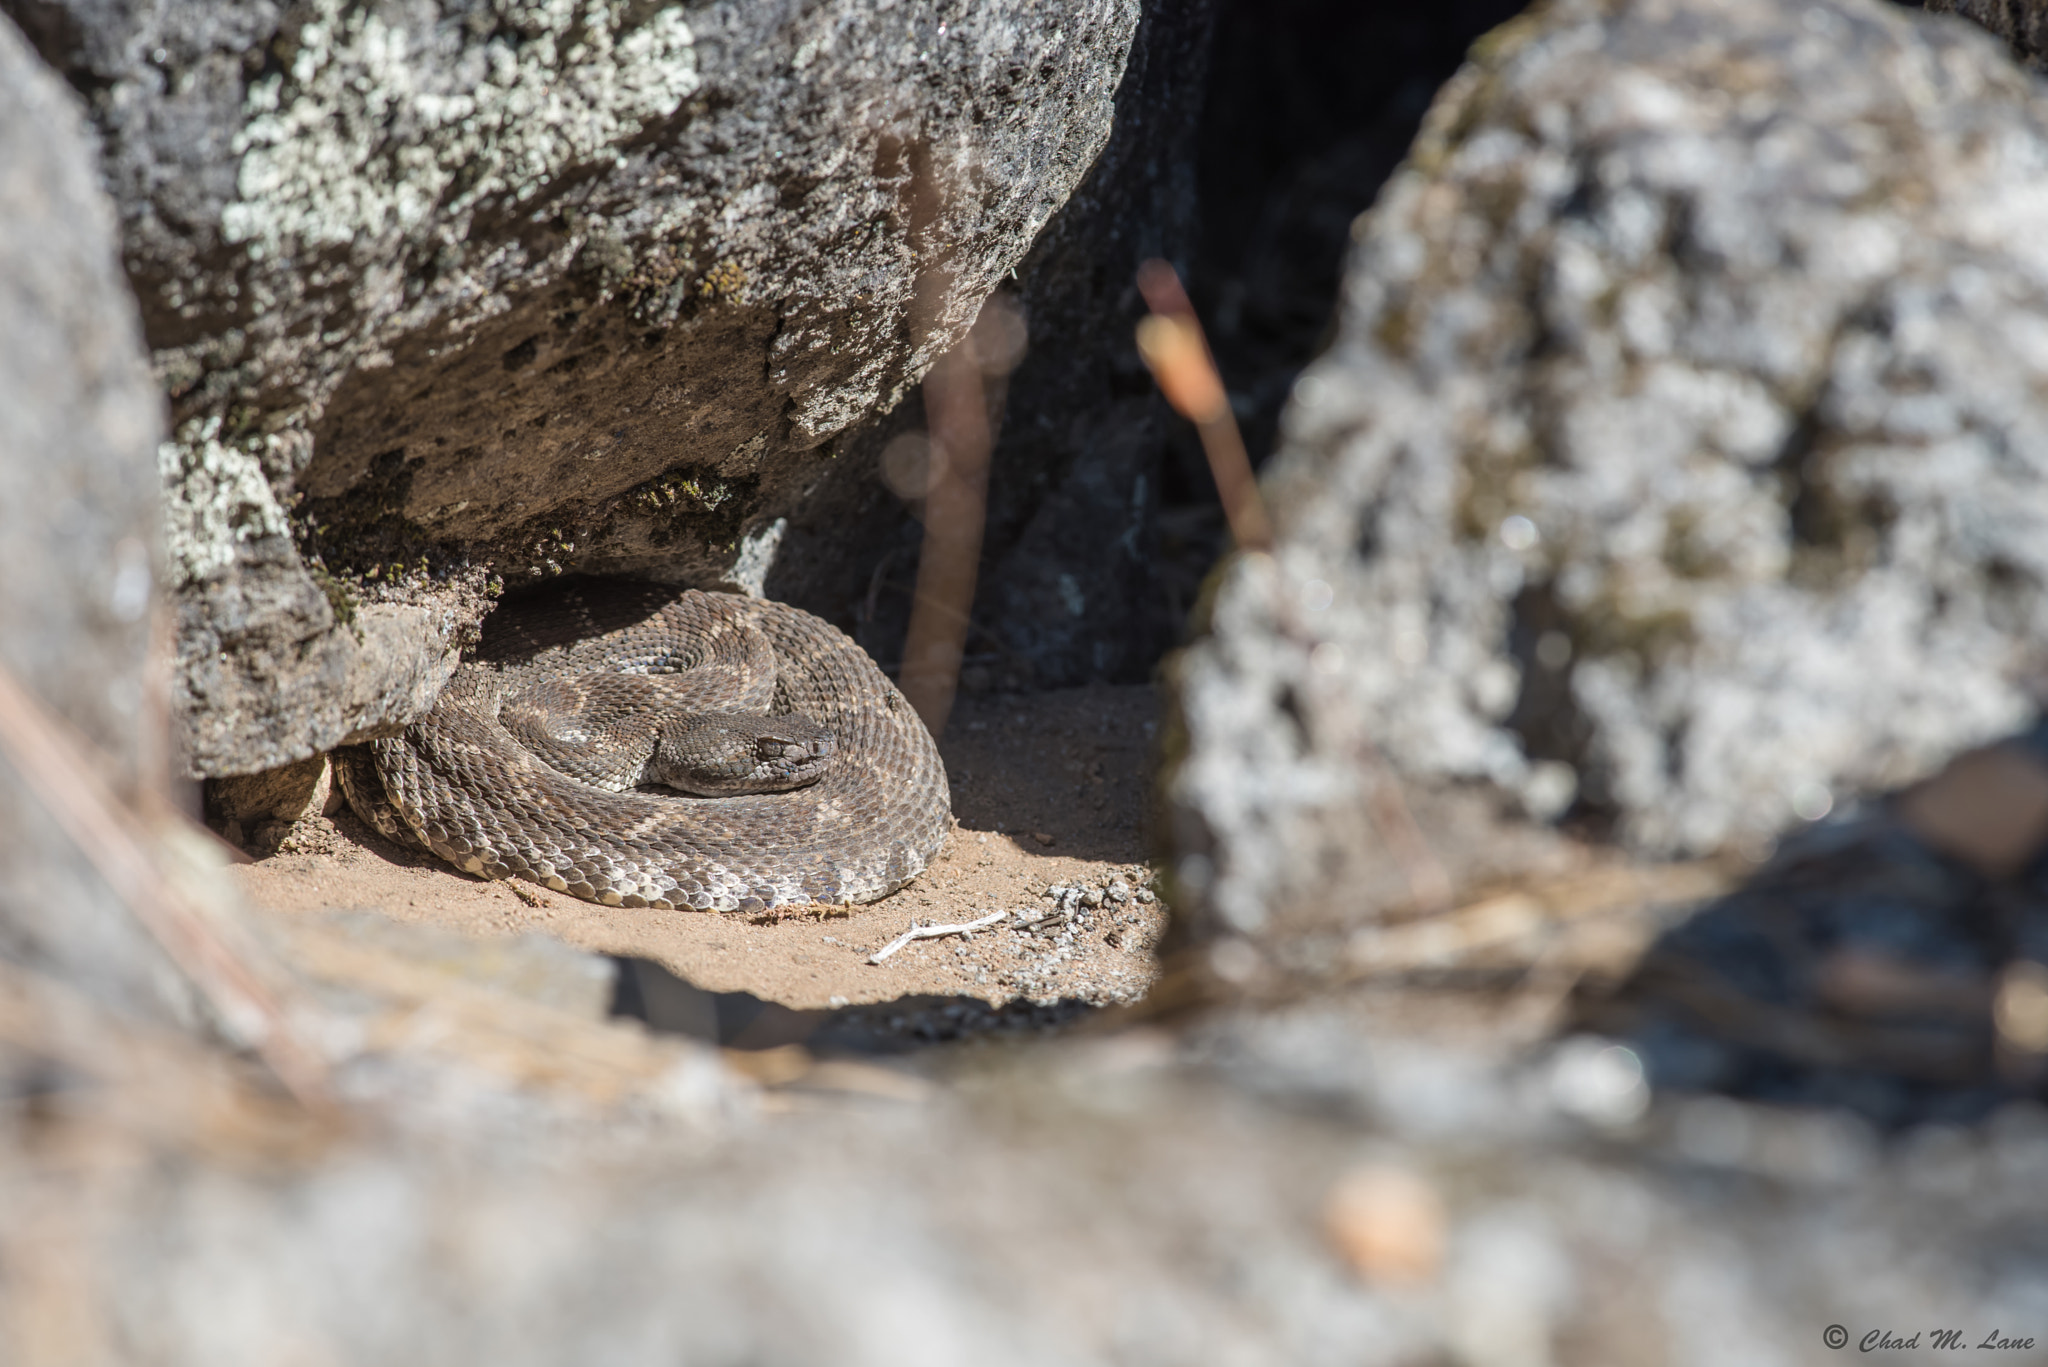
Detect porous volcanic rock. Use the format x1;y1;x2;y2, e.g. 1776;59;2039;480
0;13;205;1026
1166;0;2048;947
6;0;1151;774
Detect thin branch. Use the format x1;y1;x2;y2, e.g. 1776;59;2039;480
867;909;1009;964
1135;260;1274;553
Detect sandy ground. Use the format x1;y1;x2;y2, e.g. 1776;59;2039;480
228;684;1173;1027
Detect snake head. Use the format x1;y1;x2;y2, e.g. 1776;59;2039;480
650;714;836;794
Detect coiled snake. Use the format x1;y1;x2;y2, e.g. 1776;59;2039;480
336;581;951;912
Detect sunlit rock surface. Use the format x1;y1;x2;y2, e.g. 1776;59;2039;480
1168;0;2048;948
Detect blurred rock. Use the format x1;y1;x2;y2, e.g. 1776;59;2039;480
0;16;162;784
1896;741;2048;879
1574;808;2038;1127
0;14;205;1028
1166;0;2048;947
1322;1162;1447;1286
4;990;2045;1365
1590;734;2048;1130
1925;0;2048;70
3;0;1163;773
273;911;621;1025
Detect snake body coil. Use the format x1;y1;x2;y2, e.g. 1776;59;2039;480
337;582;950;912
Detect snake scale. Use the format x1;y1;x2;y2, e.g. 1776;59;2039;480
335;581;951;912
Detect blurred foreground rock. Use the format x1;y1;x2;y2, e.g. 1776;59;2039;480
1925;0;2048;70
1574;729;2048;1128
8;960;2048;1365
7;0;2048;1359
1167;0;2048;950
0;18;199;1029
1;0;1183;774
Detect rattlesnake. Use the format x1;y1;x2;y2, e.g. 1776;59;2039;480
336;581;951;912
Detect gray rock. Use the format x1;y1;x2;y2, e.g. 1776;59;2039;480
1167;0;2048;943
761;0;1215;694
6;0;1156;772
1925;0;2048;70
0;12;203;1026
19;988;2048;1363
290;911;621;1022
208;752;338;836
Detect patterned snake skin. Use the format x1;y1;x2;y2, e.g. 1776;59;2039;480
336;581;951;912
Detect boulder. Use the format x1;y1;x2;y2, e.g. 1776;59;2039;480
1925;0;2048;70
18;983;2048;1362
0;11;203;1025
1166;0;2048;948
6;0;1166;773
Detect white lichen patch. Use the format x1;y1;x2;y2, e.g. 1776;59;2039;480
158;417;293;588
222;0;699;259
722;517;788;599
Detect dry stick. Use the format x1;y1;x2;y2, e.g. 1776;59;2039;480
0;661;333;1111
867;909;1009;965
1134;259;1273;552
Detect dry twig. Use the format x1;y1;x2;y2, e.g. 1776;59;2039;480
867;910;1009;964
1135;260;1273;552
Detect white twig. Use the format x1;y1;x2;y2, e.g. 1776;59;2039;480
867;909;1009;964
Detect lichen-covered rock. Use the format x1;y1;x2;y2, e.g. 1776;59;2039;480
1166;0;2048;944
6;0;1149;773
160;413;498;775
0;12;205;1025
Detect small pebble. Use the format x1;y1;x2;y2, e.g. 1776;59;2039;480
1324;1165;1445;1286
